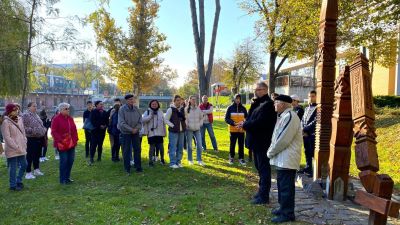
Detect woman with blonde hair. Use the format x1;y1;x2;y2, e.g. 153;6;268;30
185;95;205;166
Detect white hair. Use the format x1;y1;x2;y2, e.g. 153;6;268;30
58;102;70;111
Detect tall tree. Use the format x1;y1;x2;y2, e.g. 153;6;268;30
189;0;221;97
89;0;169;97
223;39;262;94
240;0;320;93
0;0;28;97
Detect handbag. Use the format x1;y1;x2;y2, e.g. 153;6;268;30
57;118;75;151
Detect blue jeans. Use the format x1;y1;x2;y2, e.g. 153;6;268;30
201;123;218;151
120;133;141;172
59;148;75;183
168;131;184;166
186;130;203;161
276;169;296;219
7;155;27;188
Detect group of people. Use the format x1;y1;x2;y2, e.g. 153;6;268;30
0;102;78;189
81;94;220;173
0;81;317;223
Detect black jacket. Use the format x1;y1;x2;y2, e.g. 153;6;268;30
301;103;317;136
225;102;248;126
90;109;109;131
243;94;277;152
293;105;304;120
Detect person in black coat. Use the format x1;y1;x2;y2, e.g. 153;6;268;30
89;100;109;164
225;94;248;165
299;90;317;176
242;82;277;205
83;101;93;158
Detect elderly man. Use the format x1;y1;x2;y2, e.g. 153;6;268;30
242;82;277;204
118;94;143;174
290;94;304;120
267;95;302;223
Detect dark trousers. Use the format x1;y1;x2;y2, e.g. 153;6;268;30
59;148;75;183
26;137;42;172
253;149;271;201
90;129;106;160
111;134;121;160
303;135;315;172
229;132;244;159
120;133;141;173
41;136;48;157
150;143;164;162
84;129;92;158
277;169;296;219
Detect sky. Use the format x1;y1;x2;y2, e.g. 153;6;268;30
41;0;266;87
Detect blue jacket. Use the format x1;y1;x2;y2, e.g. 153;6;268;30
109;110;120;136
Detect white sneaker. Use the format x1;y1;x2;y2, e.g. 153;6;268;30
188;161;194;165
228;158;234;165
239;159;247;166
39;157;45;162
33;169;44;176
170;164;179;169
177;163;183;168
25;172;36;179
155;156;159;162
44;157;49;161
130;160;135;166
55;155;60;160
197;161;205;166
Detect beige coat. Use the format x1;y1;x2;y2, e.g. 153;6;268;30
0;116;27;158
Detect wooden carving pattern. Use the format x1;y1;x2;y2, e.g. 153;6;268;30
314;0;338;179
328;66;353;200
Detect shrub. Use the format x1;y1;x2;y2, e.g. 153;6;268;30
373;95;400;108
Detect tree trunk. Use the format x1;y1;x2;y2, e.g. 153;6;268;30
268;52;277;94
21;0;37;112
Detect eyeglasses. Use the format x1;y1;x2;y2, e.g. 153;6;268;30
64;108;70;110
254;88;266;91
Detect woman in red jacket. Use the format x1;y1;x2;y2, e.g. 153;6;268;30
51;103;78;185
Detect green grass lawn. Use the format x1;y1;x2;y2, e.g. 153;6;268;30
0;120;305;225
0;107;398;224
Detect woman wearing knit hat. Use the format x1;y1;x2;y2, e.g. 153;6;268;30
1;103;28;191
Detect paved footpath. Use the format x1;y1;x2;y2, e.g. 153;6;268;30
268;175;400;225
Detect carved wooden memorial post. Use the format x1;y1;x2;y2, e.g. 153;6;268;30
327;66;353;200
350;54;400;225
314;0;338;179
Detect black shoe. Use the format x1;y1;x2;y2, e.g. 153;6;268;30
271;216;295;223
160;159;165;165
97;158;101;162
271;208;281;216
17;182;24;189
136;168;143;173
9;186;22;191
149;161;154;167
116;158;121;162
66;178;74;183
251;197;269;205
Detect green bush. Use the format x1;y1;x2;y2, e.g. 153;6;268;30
374;95;400;108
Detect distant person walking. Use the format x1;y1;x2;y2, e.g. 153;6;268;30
225;94;248;166
199;95;218;152
89;100;108;164
39;108;51;162
290;94;304;120
185;96;205;166
243;82;277;205
22;102;47;179
267;95;302;223
142;100;166;166
51;103;78;185
118;94;143;174
83;101;93;158
299;90;317;176
165;95;186;169
1;104;27;191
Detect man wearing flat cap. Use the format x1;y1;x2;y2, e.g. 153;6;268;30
118;94;143;174
267;95;302;223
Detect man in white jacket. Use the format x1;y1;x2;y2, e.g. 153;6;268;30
267;95;302;223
